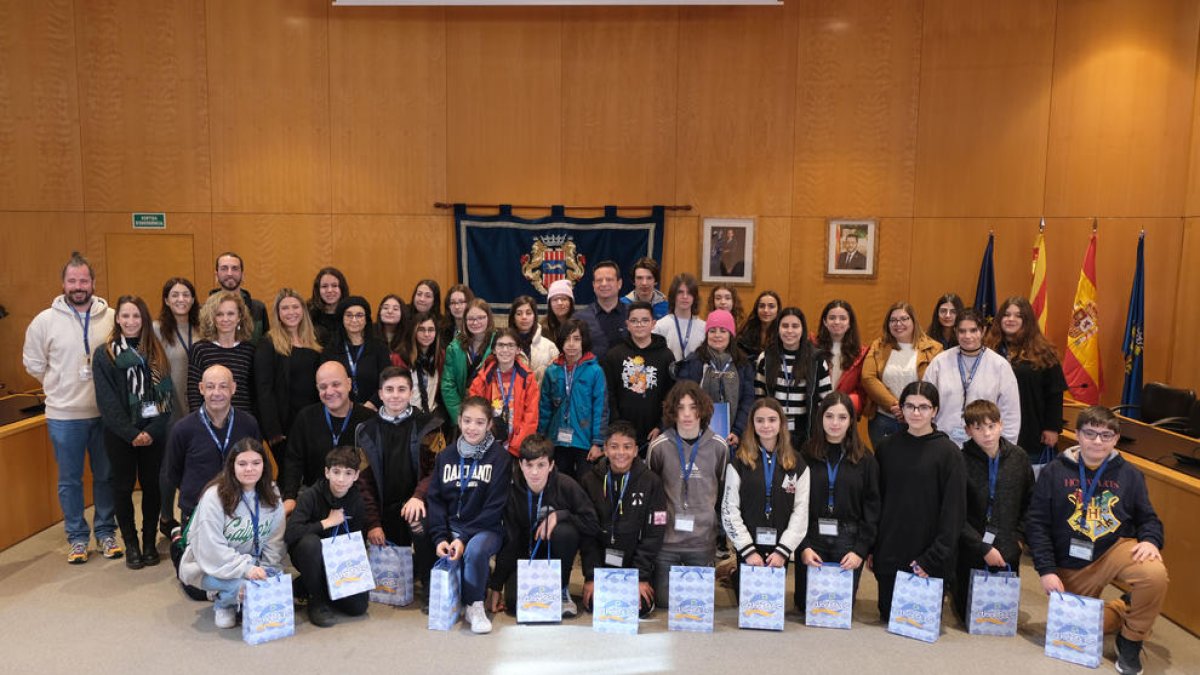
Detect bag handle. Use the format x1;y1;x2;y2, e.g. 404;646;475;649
909;562;930;586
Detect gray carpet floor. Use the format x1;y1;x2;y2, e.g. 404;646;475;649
2;502;1196;674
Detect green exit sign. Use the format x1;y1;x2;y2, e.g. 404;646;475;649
132;213;166;229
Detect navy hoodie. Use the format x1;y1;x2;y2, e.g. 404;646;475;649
1026;447;1164;575
426;438;512;545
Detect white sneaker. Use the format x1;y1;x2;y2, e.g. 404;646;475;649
465;601;492;634
214;605;238;629
561;591;579;619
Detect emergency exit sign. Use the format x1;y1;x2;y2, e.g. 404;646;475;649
132;213;166;229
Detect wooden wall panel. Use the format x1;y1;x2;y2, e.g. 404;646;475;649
0;212;86;395
446;8;563;205
331;215;453;308
913;0;1056;217
561;7;678;205
1044;0;1200;217
329;7;446;215
211;215;332;305
206;0;331;214
676;5;798;217
1172;218;1200;392
75;0;211;212
1188;53;1200;218
0;421;54;550
82;213;212;304
792;0;922;218
0;0;83;211
102;233;196;312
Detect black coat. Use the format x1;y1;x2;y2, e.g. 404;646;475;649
579;457;668;582
958;438;1034;569
253;340;320;441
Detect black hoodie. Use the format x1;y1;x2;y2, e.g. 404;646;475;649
958;437;1034;569
602;333;676;445
579;457;668;582
873;429;966;576
284;478;367;547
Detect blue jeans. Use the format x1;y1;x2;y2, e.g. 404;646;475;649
47;418;116;544
460;530;502;604
653;549;715;608
867;413;903;451
201;574;244;609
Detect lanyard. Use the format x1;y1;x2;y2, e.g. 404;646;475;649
527;488;545;557
456;454;481;519
675;434;701;509
324;407;352;446
1078;455;1112;512
496;367;516;415
175;323;193;356
780;352;795;390
673;315;695;357
825;452;844;513
761;449;777;517
74;306;92;362
986;453;1000;522
200;406;235;457
346;343;365;394
956;349;985;412
710;360;731;402
240;492;261;559
605;471;628;519
562;364;576;422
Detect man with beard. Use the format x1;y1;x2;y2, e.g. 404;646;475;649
210;251;269;342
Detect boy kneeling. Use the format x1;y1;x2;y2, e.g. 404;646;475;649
1027;406;1169;675
487;434;601;618
283;446;370;627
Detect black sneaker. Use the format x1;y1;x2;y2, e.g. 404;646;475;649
308;603;337;628
1115;633;1143;675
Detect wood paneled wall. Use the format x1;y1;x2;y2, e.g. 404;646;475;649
2;0;1199;404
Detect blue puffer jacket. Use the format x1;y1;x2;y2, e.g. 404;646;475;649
674;354;755;438
538;353;608;449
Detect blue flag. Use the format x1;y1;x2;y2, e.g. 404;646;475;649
1121;233;1145;418
973;232;997;326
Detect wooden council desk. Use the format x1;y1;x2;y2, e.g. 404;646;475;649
1060;403;1200;637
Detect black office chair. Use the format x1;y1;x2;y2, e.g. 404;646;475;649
1188;399;1200;439
1112;382;1195;433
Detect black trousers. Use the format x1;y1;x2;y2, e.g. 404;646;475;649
104;429;163;545
382;518;436;591
501;521;580;609
792;537;864;610
951;560;1018;624
289;533;370;615
875;563;951;622
554;445;590;482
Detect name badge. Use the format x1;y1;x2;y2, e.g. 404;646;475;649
556;427;574;445
605;548;624;567
674;515;695;532
1069;538;1094;561
141;402;160;418
818;518;839;537
79;365;92;381
982;529;996;545
755;527;777;547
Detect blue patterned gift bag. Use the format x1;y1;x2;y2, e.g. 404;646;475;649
887;570;944;643
967;568;1019;637
738;564;786;631
368;543;414;607
593;568;639;635
805;563;853;630
517;558;563;624
242;572;295;645
321;526;376;600
427;557;462;631
668;566;715;633
1044;592;1104;668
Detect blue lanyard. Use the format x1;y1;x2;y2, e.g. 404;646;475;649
496;367;516;414
74;306;92;361
780;352;795;390
456;454;481;518
200;406;235;457
986;454;1000;522
562;364;576;422
175;324;193;356
324;407;352;446
675;434;701;509
956;349;985;411
346;343;365;394
825;453;844;513
240;492;261;558
1078;455;1111;511
761;449;777;517
527;488;545;557
673;315;694;357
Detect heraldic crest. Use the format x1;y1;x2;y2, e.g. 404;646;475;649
521;233;587;296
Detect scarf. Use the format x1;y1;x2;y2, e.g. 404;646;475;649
112;336;170;416
379;406;413;425
701;351;739;405
456;431;495;460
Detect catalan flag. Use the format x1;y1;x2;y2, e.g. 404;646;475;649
1062;231;1102;404
1120;232;1145;418
1030;222;1047;333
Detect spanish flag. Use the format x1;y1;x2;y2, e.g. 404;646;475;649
1063;231;1102;404
1030;222;1047;333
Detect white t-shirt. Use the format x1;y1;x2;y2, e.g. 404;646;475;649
880;342;917;414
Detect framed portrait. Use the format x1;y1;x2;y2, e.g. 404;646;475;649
701;217;755;285
826;219;878;278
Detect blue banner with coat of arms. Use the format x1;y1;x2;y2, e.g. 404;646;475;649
454;204;665;314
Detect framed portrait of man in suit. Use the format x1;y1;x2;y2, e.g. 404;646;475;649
701;217;754;285
826;219;877;278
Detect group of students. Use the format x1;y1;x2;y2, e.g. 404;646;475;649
22;251;1168;674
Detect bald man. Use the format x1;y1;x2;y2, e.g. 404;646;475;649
282;361;374;514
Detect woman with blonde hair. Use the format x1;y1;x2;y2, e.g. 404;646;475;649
254;288;323;467
187;290;256;414
860;302;942;450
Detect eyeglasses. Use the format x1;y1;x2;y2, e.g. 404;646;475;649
344;312;367;320
494;342;518;351
416;326;437;334
466;315;488;323
627;318;652;325
1078;428;1117;442
889;316;912;325
902;403;933;413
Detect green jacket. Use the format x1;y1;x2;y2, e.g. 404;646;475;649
441;333;495;422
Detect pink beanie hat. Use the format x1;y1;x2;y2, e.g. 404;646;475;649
706;309;736;336
547;279;574;301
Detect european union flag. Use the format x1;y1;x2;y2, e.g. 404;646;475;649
1121;233;1145;419
973;232;997;327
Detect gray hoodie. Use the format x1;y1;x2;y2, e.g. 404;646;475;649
179;485;286;588
23;295;114;419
